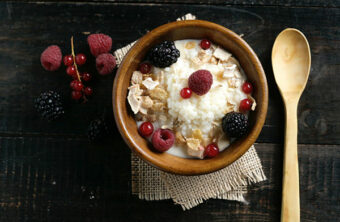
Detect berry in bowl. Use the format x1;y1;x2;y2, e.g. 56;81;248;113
113;20;268;175
129;39;256;159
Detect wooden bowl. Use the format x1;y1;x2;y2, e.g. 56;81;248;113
113;20;268;175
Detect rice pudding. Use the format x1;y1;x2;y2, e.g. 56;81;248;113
128;39;256;159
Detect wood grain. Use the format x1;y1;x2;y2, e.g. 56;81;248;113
0;2;339;144
0;138;338;221
0;1;339;221
20;0;340;7
272;28;312;222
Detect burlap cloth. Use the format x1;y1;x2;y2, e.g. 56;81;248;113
114;14;266;210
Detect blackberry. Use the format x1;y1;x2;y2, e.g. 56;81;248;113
34;91;64;121
87;118;113;142
147;41;180;68
222;112;248;138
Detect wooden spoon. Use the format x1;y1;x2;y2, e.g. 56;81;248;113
272;28;311;222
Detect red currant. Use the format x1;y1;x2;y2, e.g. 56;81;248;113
84;87;93;96
66;65;76;76
139;122;154;137
239;98;252;112
82;72;92;82
75;53;87;66
72;81;83;91
205;143;219;158
71;91;82;100
70;80;78;89
180;88;192;99
242;82;253;94
139;62;152;74
63;55;73;66
200;39;211;50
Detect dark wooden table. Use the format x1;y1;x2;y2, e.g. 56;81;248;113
0;1;339;221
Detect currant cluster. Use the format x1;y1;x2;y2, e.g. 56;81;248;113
63;36;93;101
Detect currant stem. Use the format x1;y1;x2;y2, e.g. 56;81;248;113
70;36;88;103
70;36;81;82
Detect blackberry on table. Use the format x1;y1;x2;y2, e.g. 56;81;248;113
222;112;249;138
34;91;64;121
87;118;112;142
147;41;180;68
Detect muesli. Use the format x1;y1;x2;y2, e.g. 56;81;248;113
128;39;256;159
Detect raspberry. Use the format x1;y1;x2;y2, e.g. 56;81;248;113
40;45;62;71
188;70;213;95
96;53;116;75
151;129;175;152
87;33;112;57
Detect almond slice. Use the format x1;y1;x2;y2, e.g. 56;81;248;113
141;96;153;109
175;131;186;144
127;93;141;114
222;64;237;78
185;41;196;49
131;71;143;84
186;138;204;159
213;47;232;61
142;77;159;90
149;87;168;102
192;129;203;141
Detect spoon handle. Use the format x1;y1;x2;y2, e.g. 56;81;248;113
281;100;300;222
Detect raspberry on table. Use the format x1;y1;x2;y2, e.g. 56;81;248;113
96;53;116;75
40;45;62;71
222;112;249;138
87;33;112;57
152;129;175;152
147;41;180;68
188;69;213;95
34;91;64;121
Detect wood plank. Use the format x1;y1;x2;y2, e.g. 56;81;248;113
0;138;338;221
27;0;340;7
0;2;339;144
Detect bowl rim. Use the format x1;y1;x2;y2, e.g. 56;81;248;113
113;19;268;175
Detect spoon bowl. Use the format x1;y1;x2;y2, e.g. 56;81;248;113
272;28;311;222
272;28;311;100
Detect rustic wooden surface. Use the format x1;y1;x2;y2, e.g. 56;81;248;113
0;1;339;221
